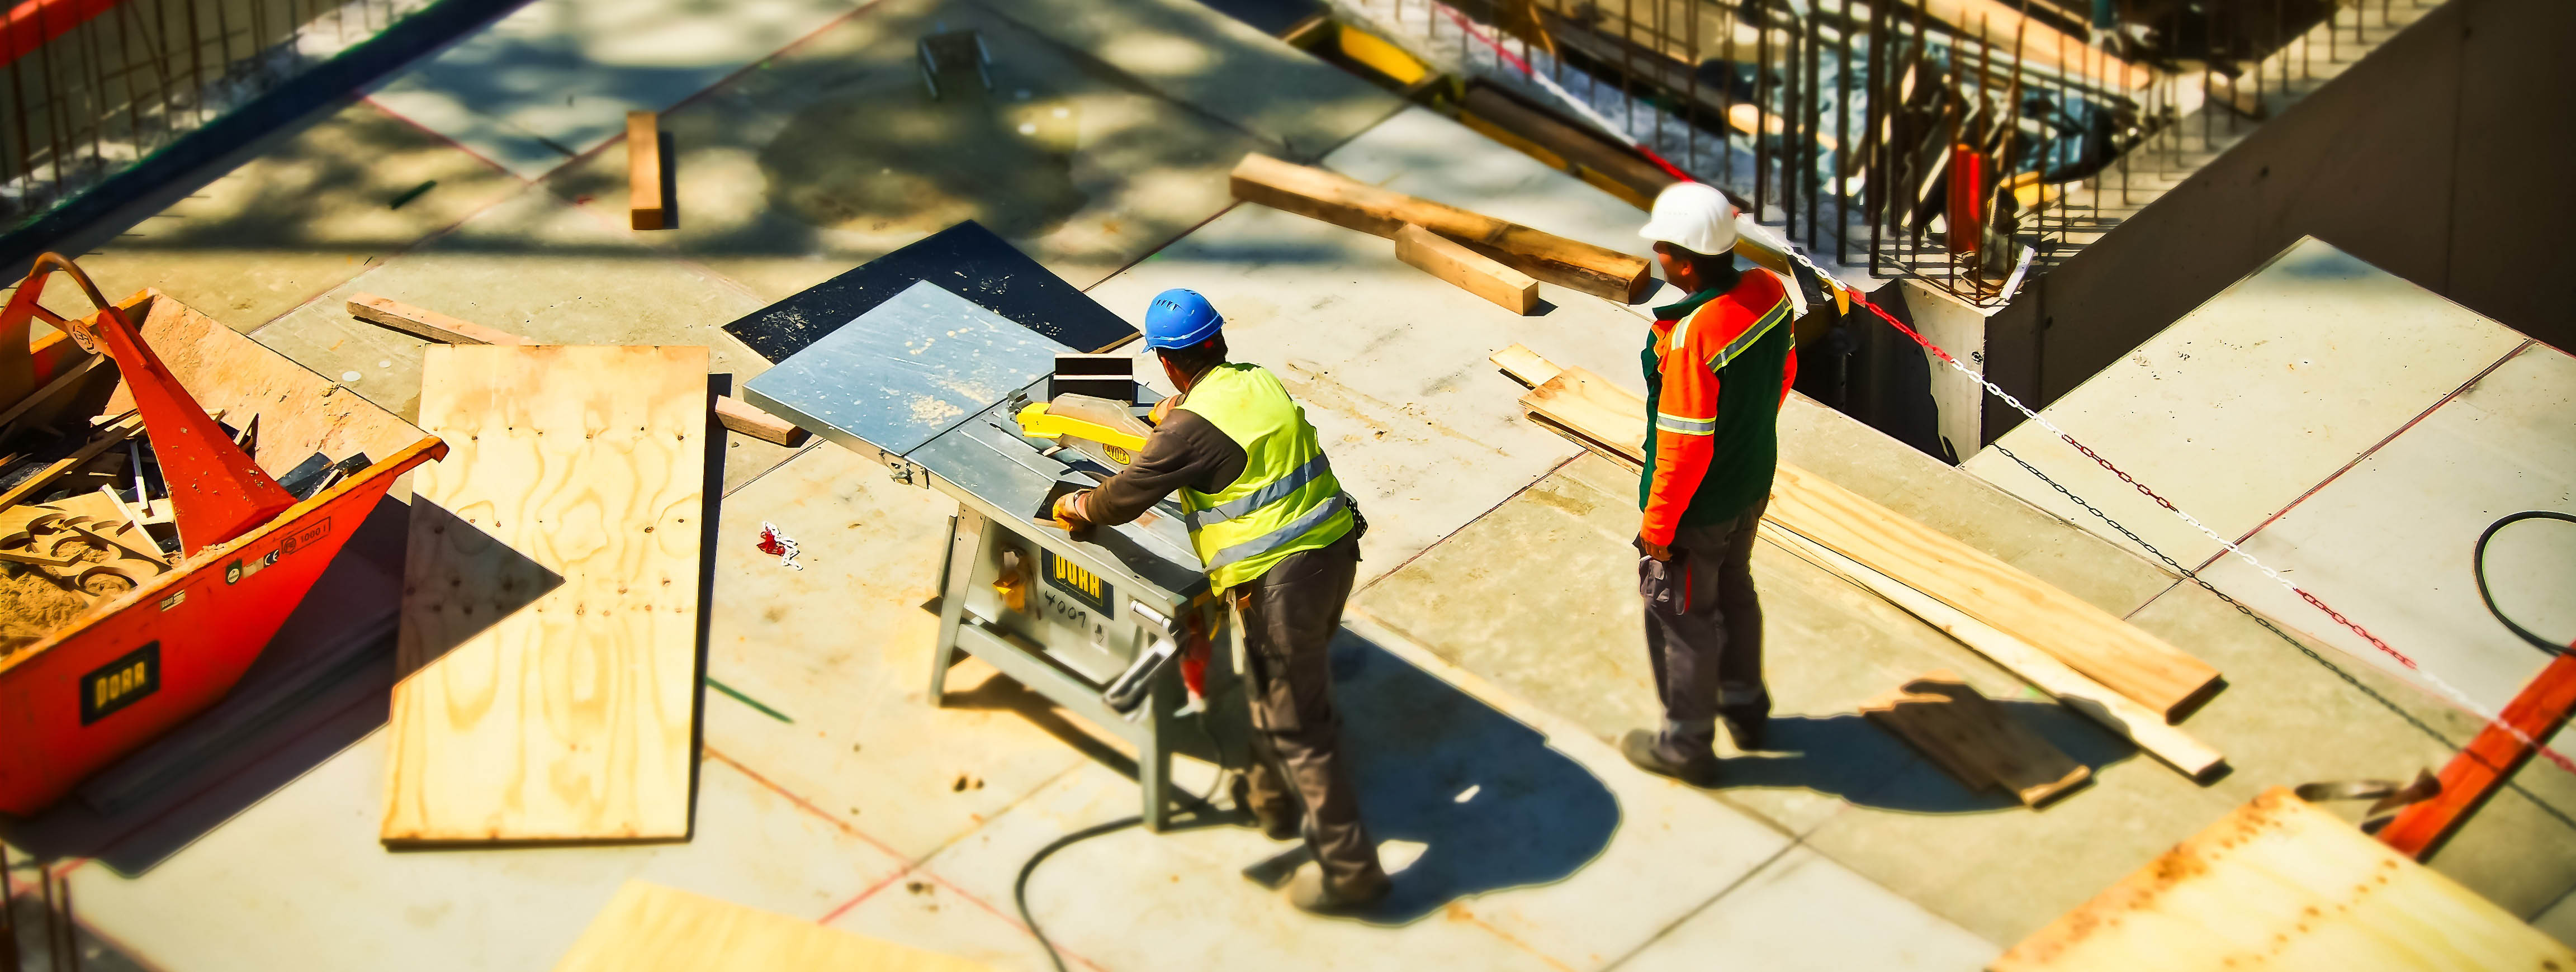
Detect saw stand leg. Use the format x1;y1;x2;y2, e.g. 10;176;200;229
928;510;982;705
1140;674;1183;832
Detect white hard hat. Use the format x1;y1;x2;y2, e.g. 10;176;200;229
1638;182;1740;258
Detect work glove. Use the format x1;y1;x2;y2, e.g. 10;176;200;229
1051;491;1088;529
1147;397;1179;427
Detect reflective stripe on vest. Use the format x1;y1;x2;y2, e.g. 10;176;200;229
1172;363;1355;589
1205;491;1349;571
1182;451;1332;530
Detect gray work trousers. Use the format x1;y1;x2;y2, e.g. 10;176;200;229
1639;498;1770;754
1234;530;1388;896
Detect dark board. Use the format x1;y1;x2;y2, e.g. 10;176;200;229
721;221;1140;362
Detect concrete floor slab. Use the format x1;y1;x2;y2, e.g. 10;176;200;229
1964;237;2531;570
532;0;1267;305
241;183;804;489
973;0;1401;159
2536;889;2576;948
907;761;1562;972
695;442;1098;861
1084;193;1657;579
1338;617;1798;970
61;737;906;972
818;864;1068;972
2194;342;2576;714
366;0;872;179
42;100;522;332
1613;846;2000;972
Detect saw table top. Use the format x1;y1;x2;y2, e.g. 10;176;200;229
744;278;1204;597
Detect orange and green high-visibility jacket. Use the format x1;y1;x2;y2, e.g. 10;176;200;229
1639;268;1798;545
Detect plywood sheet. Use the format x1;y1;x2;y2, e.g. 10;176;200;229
384;344;708;843
553;881;989;972
1992;788;2576;971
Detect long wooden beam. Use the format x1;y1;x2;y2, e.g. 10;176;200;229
1229;154;1654;303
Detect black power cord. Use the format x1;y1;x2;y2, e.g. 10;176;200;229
1013;686;1240;972
2472;511;2576;656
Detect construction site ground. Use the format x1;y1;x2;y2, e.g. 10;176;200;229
5;0;2572;967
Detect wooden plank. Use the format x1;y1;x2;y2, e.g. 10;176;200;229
1769;463;2222;720
383;345;708;844
628;111;667;231
0;352;106;441
1993;788;2576;971
1761;522;2225;779
1394;224;1540;314
555;881;991;972
1489;343;1564;387
347;293;529;347
346;295;808;447
711;395;811;447
0;412;144;511
2378;650;2576;859
1229;153;1654;303
1861;680;1995;792
1862;670;2090;807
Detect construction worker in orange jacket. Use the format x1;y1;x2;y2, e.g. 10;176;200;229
1622;183;1799;786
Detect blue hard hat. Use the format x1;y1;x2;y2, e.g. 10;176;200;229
1143;288;1224;349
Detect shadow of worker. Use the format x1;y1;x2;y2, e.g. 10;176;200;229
1325;630;1620;925
1710;703;2142;814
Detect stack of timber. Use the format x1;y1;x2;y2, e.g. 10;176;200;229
555;881;992;972
1993;788;2576;971
347;294;808;447
1229;153;1655;304
1861;670;2089;807
383;345;708;845
1489;344;2225;779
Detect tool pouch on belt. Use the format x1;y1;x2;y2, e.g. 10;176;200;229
1636;540;1690;615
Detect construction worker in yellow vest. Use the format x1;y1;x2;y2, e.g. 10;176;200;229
1050;288;1389;916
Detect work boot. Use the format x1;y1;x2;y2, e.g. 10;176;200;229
1286;862;1390;917
1621;729;1718;786
1722;710;1769;752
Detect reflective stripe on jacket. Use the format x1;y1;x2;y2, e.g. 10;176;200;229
1173;363;1356;591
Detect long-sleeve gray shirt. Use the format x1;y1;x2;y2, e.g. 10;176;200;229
1077;407;1247;527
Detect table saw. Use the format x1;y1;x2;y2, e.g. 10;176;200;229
743;279;1248;831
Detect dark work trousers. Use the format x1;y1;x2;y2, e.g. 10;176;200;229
1639;497;1770;756
1234;530;1388;895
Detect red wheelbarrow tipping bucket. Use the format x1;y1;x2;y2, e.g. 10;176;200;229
0;283;446;814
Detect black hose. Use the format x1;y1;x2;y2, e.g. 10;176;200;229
2471;511;2576;656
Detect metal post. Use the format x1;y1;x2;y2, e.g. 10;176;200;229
1755;0;1770;222
1803;6;1820;249
1835;0;1850;262
1867;1;1884;275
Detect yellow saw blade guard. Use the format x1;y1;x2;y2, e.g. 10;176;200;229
1014;398;1150;453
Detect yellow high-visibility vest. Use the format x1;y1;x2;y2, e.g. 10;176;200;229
1172;363;1355;591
